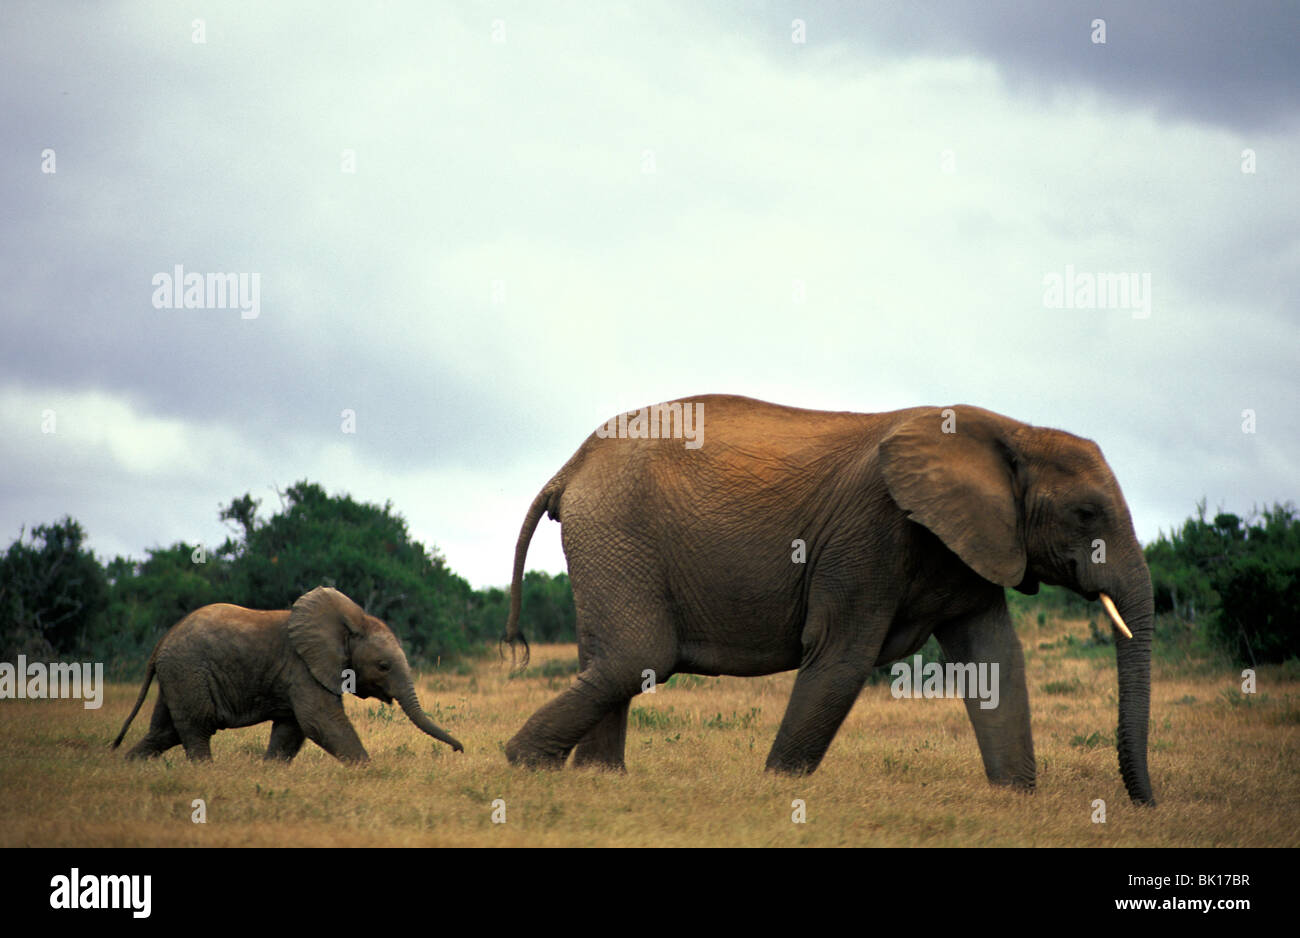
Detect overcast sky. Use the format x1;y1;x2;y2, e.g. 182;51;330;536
2;1;1297;590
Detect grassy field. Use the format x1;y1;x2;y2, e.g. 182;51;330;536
2;613;1296;847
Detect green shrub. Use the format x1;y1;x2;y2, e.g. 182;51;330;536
3;482;580;676
1146;501;1299;665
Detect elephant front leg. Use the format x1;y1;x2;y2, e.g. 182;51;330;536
265;720;306;761
933;601;1036;790
296;695;369;764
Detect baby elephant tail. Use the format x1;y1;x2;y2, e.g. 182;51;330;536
111;648;160;749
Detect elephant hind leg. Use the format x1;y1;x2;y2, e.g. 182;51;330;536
511;551;676;770
569;634;650;770
126;727;182;759
125;697;182;759
169;710;215;761
507;657;668;769
177;726;214;761
504;670;612;769
572;698;632;770
265;720;306;761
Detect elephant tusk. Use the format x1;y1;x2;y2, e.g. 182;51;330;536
1100;593;1133;639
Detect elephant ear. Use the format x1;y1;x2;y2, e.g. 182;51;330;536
879;407;1027;588
287;587;366;696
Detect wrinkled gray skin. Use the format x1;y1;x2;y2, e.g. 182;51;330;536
504;395;1155;805
113;586;463;763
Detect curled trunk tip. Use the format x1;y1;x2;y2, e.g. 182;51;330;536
397;685;464;753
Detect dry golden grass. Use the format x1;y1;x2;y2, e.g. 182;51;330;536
2;616;1296;847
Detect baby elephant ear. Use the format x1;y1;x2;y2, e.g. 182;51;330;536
879;407;1027;588
287;587;366;695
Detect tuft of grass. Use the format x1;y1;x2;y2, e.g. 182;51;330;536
1042;678;1083;695
1220;688;1269;708
1069;731;1114;749
629;706;688;731
702;708;762;730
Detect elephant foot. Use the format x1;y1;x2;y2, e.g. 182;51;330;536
764;760;819;778
764;745;825;776
982;758;1034;789
987;773;1036;793
504;734;568;769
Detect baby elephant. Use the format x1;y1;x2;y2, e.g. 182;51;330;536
112;586;464;763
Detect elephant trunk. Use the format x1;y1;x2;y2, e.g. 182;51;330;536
1109;565;1156;805
396;681;464;753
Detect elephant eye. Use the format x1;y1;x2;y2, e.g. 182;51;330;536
378;660;391;671
1073;504;1100;524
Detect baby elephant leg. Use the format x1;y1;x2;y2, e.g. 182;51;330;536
125;696;182;759
265;720;306;761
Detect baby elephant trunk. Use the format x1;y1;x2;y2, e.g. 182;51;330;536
397;684;464;752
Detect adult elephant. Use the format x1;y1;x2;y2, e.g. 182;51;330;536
503;394;1155;805
113;586;464;762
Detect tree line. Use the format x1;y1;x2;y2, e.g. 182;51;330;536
0;481;575;676
2;487;1295;674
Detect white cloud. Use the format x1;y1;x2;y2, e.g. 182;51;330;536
0;386;247;480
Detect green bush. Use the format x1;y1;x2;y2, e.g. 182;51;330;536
3;481;581;675
214;481;481;661
1145;501;1299;665
1209;531;1300;665
0;518;108;658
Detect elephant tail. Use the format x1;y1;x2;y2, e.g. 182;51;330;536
502;479;564;671
111;641;162;749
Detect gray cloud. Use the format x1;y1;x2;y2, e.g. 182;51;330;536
726;1;1300;132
